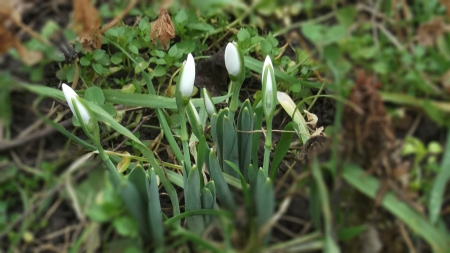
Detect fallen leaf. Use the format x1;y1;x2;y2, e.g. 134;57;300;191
304;110;318;128
73;0;102;51
415;17;448;47
150;8;175;50
0;0;42;65
311;126;324;137
440;0;450;18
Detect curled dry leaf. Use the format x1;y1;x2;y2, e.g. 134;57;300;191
73;0;102;51
303;110;318;128
150;8;175;50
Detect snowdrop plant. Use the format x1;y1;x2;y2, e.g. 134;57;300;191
175;53;207;234
224;42;245;114
61;83;120;186
261;56;277;176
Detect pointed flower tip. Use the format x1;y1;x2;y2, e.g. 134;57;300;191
61;83;91;125
225;42;241;77
202;88;216;115
180;53;196;98
263;55;273;71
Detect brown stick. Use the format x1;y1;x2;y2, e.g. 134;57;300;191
99;0;138;34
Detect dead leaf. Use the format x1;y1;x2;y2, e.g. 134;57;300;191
415;17;448;47
150;8;175;50
304;110;318;128
310;126;324;137
0;0;42;65
73;0;102;51
440;0;450;17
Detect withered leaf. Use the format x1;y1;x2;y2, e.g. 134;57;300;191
150;8;175;50
415;17;448;47
0;0;42;65
73;0;102;51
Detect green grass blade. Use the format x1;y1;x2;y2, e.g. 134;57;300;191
156;109;183;162
244;56;322;90
343;163;450;252
429;128;450;225
251;107;263;167
270;122;295;181
311;158;340;253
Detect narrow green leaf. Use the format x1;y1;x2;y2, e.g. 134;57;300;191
244;56;322;89
311;158;340;253
215;109;227;167
223;116;238;177
226;161;253;219
429;128;450;224
343;163;449;252
201;182;215;226
251;108;263;167
206;149;236;211
238;100;254;180
185;165;204;234
256;170;274;244
128;166;148;206
156;109;183;162
270;122;295;180
118;180;150;240
146;169;164;248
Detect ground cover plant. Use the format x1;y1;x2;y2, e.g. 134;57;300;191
1;0;450;252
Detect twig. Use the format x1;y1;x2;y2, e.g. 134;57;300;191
99;0;138;34
0;119;73;152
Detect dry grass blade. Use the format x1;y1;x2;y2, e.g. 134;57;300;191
150;8;175;50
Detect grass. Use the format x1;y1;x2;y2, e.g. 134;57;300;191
0;0;450;252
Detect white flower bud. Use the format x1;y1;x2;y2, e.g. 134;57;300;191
61;83;91;125
179;53;195;98
225;42;241;77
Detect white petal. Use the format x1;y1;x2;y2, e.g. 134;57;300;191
202;88;215;115
263;56;273;73
265;68;273;94
224;42;241;76
61;83;91;125
180;53;195;97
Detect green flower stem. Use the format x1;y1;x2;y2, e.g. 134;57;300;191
262;118;273;177
229;77;244;114
179;107;192;172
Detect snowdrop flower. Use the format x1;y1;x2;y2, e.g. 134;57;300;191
179;53;195;98
224;42;242;78
202;88;216;115
262;56;276;118
62;83;91;125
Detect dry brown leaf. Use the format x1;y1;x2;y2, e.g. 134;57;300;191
440;0;450;17
150;8;175;50
304;110;318;128
73;0;102;51
415;17;448;47
441;70;450;94
0;0;42;65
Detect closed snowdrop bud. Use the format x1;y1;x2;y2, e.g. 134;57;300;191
202;88;216;115
179;53;195;98
225;42;241;77
262;56;276;118
61;83;91;125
